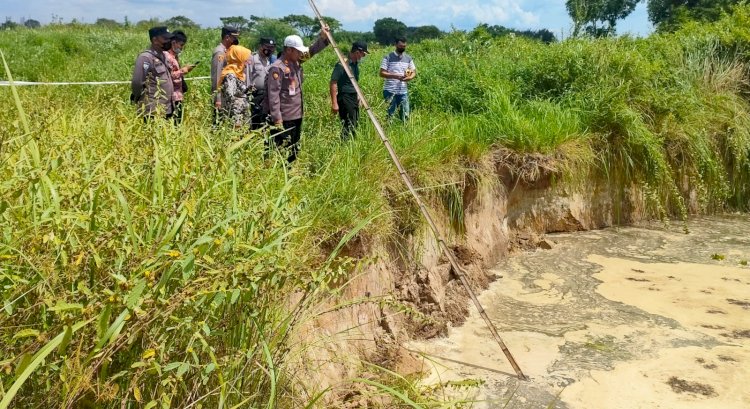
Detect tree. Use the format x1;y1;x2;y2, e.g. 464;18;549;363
373;17;407;45
471;24;557;43
219;16;252;31
164;15;200;30
566;0;642;36
95;18;121;28
409;25;443;42
1;18;18;30
250;18;297;51
23;19;41;29
280;14;317;37
647;0;740;31
313;16;341;34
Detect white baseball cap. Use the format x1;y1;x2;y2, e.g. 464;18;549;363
283;35;309;53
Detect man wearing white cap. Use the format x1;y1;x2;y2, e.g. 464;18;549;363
264;26;330;163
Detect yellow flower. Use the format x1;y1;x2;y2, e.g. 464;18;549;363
214;238;223;246
168;250;181;258
226;227;235;237
144;270;151;278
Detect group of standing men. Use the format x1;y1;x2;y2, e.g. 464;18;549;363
130;24;417;163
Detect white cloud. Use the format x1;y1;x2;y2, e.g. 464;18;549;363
316;0;416;23
439;0;539;26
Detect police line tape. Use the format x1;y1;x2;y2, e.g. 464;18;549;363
0;76;210;86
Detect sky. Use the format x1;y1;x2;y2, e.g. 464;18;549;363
3;0;653;37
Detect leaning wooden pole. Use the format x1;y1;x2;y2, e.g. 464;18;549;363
307;0;527;380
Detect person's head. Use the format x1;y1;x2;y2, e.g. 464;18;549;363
171;30;188;55
282;35;308;63
221;26;240;48
220;45;252;86
259;37;276;58
226;45;252;67
349;41;369;63
395;37;407;54
149;26;173;51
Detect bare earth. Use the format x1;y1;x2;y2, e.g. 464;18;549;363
410;215;750;408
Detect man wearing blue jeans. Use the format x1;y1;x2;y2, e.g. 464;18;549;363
379;37;416;121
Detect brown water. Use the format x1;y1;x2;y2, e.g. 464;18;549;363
410;215;750;408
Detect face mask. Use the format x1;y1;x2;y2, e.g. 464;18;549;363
232;36;239;46
162;41;172;51
262;48;273;57
396;46;406;53
173;47;182;55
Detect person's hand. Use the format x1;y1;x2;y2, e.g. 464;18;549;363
319;24;330;40
181;65;195;74
332;102;339;114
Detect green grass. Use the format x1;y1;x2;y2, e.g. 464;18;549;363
2;7;750;407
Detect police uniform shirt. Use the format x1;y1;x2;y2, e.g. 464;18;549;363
211;44;227;104
249;53;276;91
264;37;329;123
131;49;174;115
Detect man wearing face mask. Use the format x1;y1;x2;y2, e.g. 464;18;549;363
165;30;196;125
211;26;240;124
330;41;369;140
131;26;175;120
379;37;416;122
248;37;276;130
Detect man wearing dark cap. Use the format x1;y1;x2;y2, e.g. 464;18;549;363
131;26;175;119
211;26;240;123
248;37;276;130
330;41;368;140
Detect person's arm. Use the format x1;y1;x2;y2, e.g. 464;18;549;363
379;68;405;80
403;60;417;82
330;63;341;114
330;82;339;114
379;56;405;80
131;53;147;102
308;25;331;59
266;67;283;125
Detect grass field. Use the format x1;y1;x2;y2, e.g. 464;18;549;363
2;7;750;408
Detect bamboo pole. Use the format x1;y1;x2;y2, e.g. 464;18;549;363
307;0;527;380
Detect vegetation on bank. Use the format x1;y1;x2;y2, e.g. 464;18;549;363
2;6;750;407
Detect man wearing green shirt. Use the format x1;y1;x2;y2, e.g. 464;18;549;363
330;41;369;140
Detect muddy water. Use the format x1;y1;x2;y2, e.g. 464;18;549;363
410;215;750;408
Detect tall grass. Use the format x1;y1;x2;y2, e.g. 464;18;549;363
2;7;750;407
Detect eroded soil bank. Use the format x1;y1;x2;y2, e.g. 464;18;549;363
410;215;750;408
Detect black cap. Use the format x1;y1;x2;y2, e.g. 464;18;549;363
149;26;172;40
352;41;369;54
221;26;240;37
260;37;275;46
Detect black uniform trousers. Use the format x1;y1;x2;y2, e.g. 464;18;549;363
338;92;359;140
250;90;267;130
268;118;303;163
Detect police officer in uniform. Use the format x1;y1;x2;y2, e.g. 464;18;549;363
131;26;175;120
264;28;329;163
248;37;276;130
211;26;240;124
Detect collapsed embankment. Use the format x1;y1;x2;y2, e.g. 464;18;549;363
295;150;656;398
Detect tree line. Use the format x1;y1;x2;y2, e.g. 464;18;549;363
0;14;556;44
3;1;740;40
566;0;745;36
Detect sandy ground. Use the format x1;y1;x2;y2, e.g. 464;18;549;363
409;216;750;408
